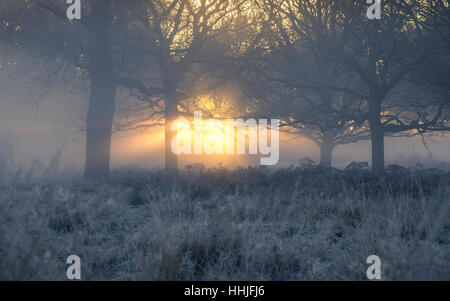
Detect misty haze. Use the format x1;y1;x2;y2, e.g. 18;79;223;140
0;0;449;281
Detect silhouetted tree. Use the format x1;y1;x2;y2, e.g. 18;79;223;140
331;1;450;172
118;0;248;173
263;0;450;172
1;0;163;178
243;0;370;166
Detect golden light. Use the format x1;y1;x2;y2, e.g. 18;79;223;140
172;117;237;155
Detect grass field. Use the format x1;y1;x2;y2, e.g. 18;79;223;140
0;164;449;280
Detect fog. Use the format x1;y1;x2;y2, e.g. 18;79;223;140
1;64;449;172
1;0;449;282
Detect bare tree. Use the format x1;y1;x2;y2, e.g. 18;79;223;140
117;0;248;173
264;0;450;172
1;1;163;178
237;0;370;166
331;1;450;172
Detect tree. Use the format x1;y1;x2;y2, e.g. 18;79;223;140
83;0;117;179
328;0;450;172
119;0;248;173
238;0;369;166
261;0;450;172
1;0;163;178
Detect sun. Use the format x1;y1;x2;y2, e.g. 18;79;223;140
173;117;236;155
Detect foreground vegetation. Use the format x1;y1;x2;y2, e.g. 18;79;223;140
0;163;449;280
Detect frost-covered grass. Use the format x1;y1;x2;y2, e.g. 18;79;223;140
0;164;449;280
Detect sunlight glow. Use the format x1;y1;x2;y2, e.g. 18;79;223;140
172;118;236;155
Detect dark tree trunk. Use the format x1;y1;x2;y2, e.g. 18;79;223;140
319;137;334;167
84;73;116;179
370;122;385;173
367;20;385;174
165;94;178;174
369;98;385;173
84;0;116;179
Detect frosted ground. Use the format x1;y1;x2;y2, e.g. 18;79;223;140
0;163;449;280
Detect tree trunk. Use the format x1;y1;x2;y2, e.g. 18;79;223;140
319;137;334;167
369;99;385;173
165;94;178;174
367;19;385;174
84;73;116;179
370;122;385;173
84;0;116;179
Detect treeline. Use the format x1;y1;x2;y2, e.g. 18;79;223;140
0;0;449;178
